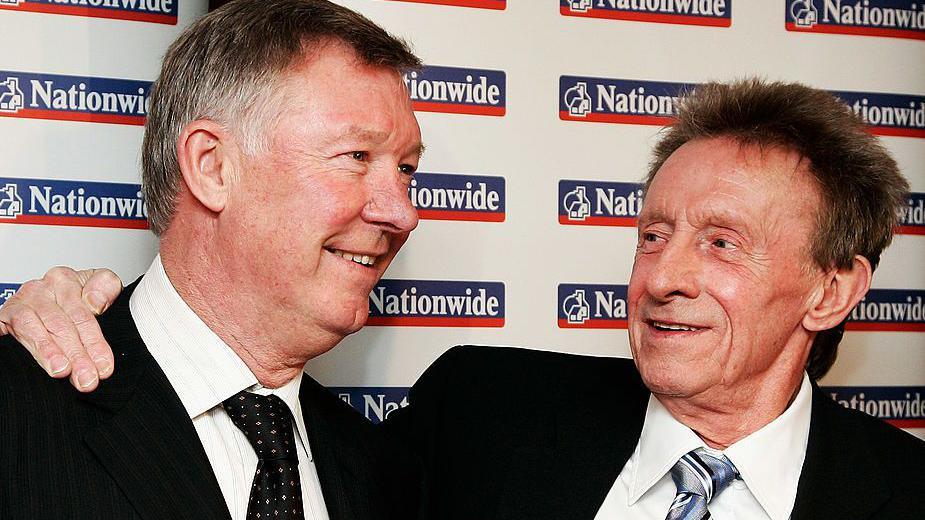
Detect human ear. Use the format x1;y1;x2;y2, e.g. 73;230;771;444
175;120;237;213
803;255;872;332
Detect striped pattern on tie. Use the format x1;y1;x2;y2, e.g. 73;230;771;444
665;448;738;520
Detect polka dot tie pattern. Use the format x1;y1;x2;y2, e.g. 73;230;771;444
223;391;305;520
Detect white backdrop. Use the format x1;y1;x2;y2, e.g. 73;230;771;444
1;0;923;439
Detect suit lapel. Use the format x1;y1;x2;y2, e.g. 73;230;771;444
300;376;370;520
495;369;649;520
791;386;891;520
78;284;229;520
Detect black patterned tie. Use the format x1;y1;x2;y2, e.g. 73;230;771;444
223;391;304;520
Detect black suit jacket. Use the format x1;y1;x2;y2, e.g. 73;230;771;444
0;281;419;520
387;345;925;519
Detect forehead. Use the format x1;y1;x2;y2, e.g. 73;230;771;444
270;42;420;144
643;137;819;227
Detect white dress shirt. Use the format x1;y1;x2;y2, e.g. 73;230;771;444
129;256;330;520
595;374;813;520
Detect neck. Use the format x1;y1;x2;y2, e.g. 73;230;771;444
159;222;343;388
656;364;806;449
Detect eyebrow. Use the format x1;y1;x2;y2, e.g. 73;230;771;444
639;205;754;236
338;126;425;159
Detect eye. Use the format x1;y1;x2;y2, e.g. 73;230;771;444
350;151;368;161
398;163;417;176
638;231;666;253
713;238;734;249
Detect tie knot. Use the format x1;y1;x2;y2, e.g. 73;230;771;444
670;448;738;503
222;391;298;461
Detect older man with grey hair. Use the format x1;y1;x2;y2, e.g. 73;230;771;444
0;1;424;519
9;79;925;519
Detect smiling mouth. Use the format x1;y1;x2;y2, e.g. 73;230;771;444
326;248;378;267
649;320;702;332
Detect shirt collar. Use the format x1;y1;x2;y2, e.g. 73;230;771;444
724;373;812;520
129;255;258;418
629;374;813;520
629;394;705;505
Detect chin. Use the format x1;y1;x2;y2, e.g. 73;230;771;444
636;359;698;397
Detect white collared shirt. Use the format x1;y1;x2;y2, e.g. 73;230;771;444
595;374;813;520
129;256;330;520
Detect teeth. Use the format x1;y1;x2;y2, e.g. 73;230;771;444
330;249;376;266
652;321;699;332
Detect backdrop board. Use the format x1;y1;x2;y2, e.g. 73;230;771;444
1;0;923;440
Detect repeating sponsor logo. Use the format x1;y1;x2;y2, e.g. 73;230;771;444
331;387;410;424
558;283;628;328
368;279;504;327
0;177;148;229
786;0;925;40
559;180;643;226
832;89;925;138
560;76;693;125
0;0;178;25
387;0;505;9
0;284;19;306
404;65;506;116
0;70;150;126
847;289;925;331
410;172;505;222
561;0;732;27
899;192;925;234
824;386;925;428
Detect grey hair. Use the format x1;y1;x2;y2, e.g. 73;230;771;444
645;78;909;380
142;0;421;235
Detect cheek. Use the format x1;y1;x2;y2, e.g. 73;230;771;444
627;256;652;304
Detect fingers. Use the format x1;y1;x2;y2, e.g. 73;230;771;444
79;269;121;378
48;268;116;381
1;283;73;379
42;267;117;389
0;268;116;392
80;268;122;315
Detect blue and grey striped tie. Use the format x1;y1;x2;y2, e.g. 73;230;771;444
665;448;738;520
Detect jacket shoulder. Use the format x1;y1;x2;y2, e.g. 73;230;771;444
423;344;639;386
408;345;645;423
818;393;925;471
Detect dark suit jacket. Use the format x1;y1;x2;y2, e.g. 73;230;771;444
0;281;420;520
387;345;925;519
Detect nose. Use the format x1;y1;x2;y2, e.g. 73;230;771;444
362;170;419;234
643;235;701;301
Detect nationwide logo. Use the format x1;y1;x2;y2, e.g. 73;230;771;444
0;177;148;229
558;283;628;328
0;0;178;25
847;289;925;331
330;387;410;424
559;180;643;226
404;65;506;116
0;70;150;125
367;279;504;327
410;172;505;222
0;284;19;306
560;76;693;124
561;0;732;27
823;386;925;428
387;0;505;9
786;0;925;40
832;89;925;138
898;192;924;234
